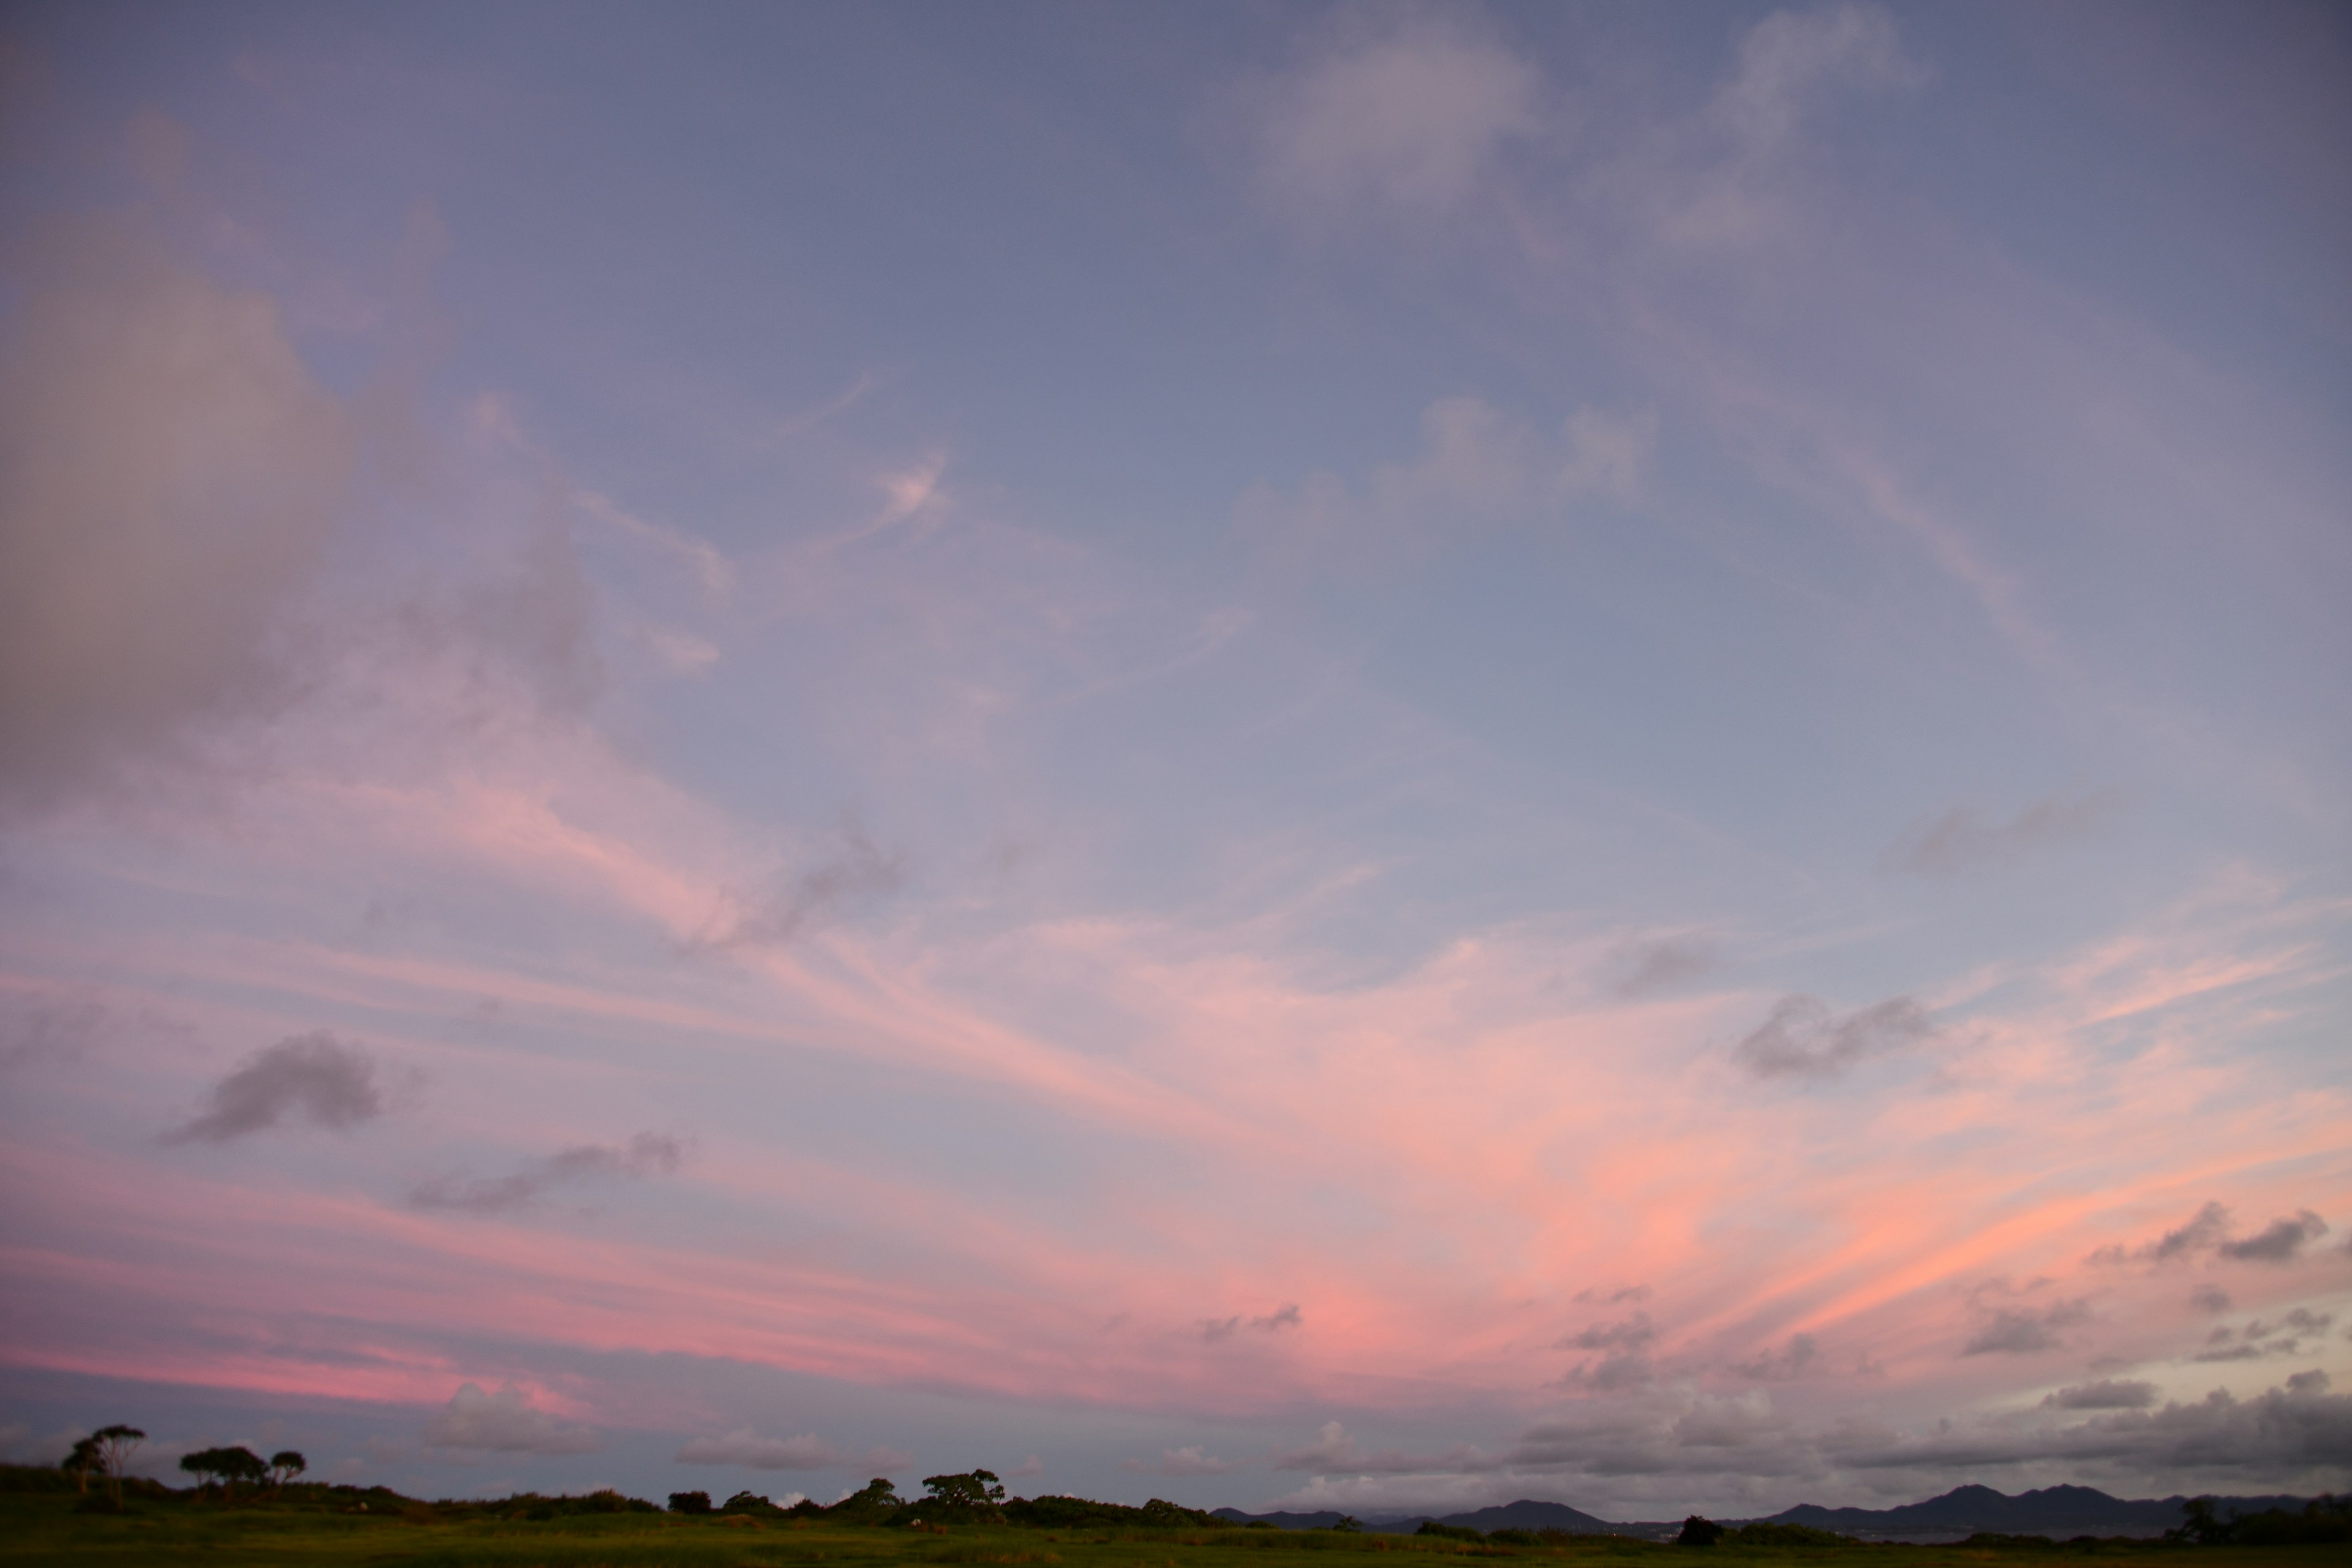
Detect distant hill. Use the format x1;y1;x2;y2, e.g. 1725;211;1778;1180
1762;1483;2314;1540
1423;1500;1620;1534
1210;1509;1357;1530
1217;1485;2318;1541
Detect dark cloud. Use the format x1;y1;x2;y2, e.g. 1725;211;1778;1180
2190;1284;2233;1314
1200;1303;1305;1342
1886;789;2122;877
1572;1284;1650;1305
695;818;903;951
2089;1201;2330;1269
421;1382;600;1454
409;1131;681;1212
1327;1374;2351;1496
2193;1308;2334;1362
1961;1297;2091;1357
2043;1379;2158;1410
2218;1210;2329;1264
168;1031;383;1143
1732;1333;1820;1381
1555;1351;1656;1392
2152;1202;2236;1262
1558;1312;1655;1352
1735;994;1934;1079
1829;1375;2352;1476
1608;936;1722;998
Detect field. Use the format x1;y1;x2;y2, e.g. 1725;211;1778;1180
1;1493;2341;1568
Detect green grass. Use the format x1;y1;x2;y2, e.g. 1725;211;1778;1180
1;1493;2345;1568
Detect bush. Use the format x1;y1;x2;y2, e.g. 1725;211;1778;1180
1416;1522;1482;1541
2169;1494;2350;1546
1487;1528;1541;1545
1728;1523;1854;1547
669;1490;714;1514
1002;1494;1219;1529
1677;1517;1724;1546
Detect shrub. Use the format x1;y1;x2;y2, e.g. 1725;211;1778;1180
1415;1522;1482;1542
1728;1522;1854;1547
669;1490;714;1514
1676;1517;1724;1546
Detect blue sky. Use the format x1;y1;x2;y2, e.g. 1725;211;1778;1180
1;0;2348;1517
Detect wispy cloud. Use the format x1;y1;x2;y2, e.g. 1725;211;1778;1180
1733;994;1934;1079
1236;398;1652;570
1123;1444;1240;1477
1887;789;2124;877
1247;9;1540;222
409;1133;681;1213
692;818;904;952
676;1427;842;1470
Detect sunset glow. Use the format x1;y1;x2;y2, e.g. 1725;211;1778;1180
1;0;2346;1518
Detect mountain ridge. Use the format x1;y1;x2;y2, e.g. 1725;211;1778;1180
1212;1483;2320;1539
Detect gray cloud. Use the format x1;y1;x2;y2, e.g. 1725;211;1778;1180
1558;1312;1655;1353
1306;1374;2351;1504
1732;1333;1820;1381
0;215;354;816
2218;1210;2329;1264
1961;1297;2092;1357
1609;937;1724;998
2193;1308;2334;1363
697;818;903;951
409;1131;680;1213
168;1031;383;1143
1555;1351;1656;1393
1735;994;1934;1079
675;1427;841;1470
2089;1201;2331;1270
2043;1379;2158;1411
1272;1420;1487;1475
1123;1445;1240;1477
1572;1284;1651;1305
421;1382;600;1455
1200;1302;1305;1342
2190;1284;2233;1314
1886;789;2122;877
2152;1202;2236;1262
1;989;108;1068
1828;1376;2351;1477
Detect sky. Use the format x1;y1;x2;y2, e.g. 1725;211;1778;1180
1;0;2348;1521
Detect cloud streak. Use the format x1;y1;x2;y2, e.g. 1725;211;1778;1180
409;1133;681;1213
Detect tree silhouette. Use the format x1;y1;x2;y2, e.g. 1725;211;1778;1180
61;1436;102;1496
179;1446;268;1498
89;1426;145;1509
1676;1516;1724;1546
921;1469;1006;1516
268;1450;306;1487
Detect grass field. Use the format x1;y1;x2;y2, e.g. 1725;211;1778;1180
1;1494;2342;1568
